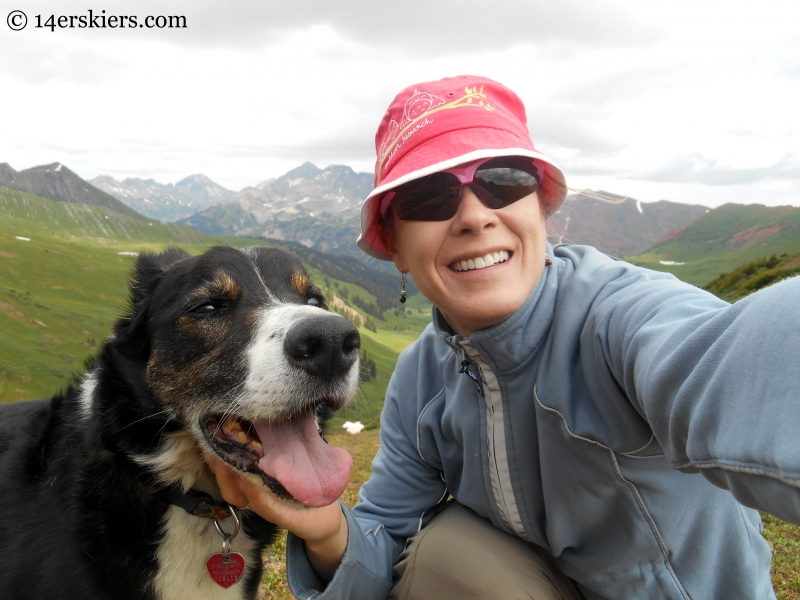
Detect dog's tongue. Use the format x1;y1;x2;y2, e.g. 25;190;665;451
254;413;352;507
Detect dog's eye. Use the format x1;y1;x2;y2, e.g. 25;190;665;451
191;303;217;314
307;297;321;308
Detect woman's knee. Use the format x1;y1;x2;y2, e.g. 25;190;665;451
390;503;581;600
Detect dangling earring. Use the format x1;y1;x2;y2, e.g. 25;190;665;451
399;273;407;304
545;254;552;267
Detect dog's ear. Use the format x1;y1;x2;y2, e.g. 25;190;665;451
112;247;190;360
129;247;191;306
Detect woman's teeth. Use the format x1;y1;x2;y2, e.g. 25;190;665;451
453;251;510;272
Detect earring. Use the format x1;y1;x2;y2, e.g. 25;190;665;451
545;254;552;267
399;273;407;304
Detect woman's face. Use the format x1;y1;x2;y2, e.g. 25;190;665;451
389;185;547;337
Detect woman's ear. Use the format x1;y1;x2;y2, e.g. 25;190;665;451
391;252;407;275
379;213;407;273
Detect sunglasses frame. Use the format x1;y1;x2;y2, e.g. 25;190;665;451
378;156;540;222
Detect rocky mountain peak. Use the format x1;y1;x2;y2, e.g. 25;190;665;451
279;161;323;182
0;162;148;221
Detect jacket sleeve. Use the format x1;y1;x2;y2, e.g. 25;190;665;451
587;271;800;524
287;349;448;599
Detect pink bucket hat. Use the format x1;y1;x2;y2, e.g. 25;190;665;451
357;75;567;261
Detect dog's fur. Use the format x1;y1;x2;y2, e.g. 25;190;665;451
0;246;360;600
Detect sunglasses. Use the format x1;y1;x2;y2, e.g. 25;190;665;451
379;156;540;222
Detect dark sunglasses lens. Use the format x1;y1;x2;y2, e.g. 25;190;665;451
393;173;459;221
474;160;538;209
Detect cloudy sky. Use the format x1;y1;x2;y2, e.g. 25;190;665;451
2;0;799;207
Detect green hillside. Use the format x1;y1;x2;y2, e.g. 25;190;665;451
0;185;210;246
703;252;800;302
626;203;800;285
0;162;151;222
0;187;431;418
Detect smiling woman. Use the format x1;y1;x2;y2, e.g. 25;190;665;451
212;75;800;600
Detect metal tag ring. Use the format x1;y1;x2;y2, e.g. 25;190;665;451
213;504;241;541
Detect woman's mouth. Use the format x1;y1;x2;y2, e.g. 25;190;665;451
451;251;510;272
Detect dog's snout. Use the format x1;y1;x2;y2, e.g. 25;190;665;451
284;316;361;379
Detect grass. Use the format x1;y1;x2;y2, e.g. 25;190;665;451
763;512;800;599
703;252;800;302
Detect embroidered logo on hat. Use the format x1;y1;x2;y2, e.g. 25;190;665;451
377;85;497;184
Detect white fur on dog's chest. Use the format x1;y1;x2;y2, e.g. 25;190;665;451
153;507;257;600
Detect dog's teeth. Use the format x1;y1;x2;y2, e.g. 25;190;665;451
235;431;250;443
224;416;243;433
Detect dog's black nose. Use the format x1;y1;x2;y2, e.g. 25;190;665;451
284;315;361;379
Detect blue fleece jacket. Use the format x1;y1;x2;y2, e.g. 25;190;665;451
288;245;800;599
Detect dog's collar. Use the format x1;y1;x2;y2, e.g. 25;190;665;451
142;481;234;520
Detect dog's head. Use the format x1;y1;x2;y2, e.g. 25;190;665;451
115;245;360;507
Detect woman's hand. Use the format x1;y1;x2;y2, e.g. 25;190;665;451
208;458;348;582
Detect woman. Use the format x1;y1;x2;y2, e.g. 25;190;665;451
213;75;800;599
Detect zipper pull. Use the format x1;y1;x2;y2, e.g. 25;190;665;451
459;359;485;397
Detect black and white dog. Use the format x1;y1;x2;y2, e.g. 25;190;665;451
0;246;360;600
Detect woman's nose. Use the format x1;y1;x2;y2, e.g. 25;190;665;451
450;186;497;235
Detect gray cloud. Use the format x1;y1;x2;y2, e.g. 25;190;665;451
213;134;375;164
15;0;662;54
727;129;755;138
779;60;800;79
636;153;800;185
0;37;126;84
39;143;94;155
528;111;626;157
557;161;626;177
551;64;680;108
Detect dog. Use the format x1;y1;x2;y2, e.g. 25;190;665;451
0;245;361;600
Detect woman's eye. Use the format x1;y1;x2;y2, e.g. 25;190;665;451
192;303;217;314
307;297;321;307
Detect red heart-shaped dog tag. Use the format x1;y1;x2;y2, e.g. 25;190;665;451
206;552;246;588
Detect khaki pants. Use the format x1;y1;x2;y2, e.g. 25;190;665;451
389;503;583;600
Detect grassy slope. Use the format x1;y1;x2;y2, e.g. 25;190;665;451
703;252;800;302
626;203;800;285
0;186;228;401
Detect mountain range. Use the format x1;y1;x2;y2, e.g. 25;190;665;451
90;162;371;227
175;162;373;260
90;162;710;267
90;173;238;222
6;159;800;285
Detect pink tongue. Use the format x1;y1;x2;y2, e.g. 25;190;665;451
254;413;352;507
